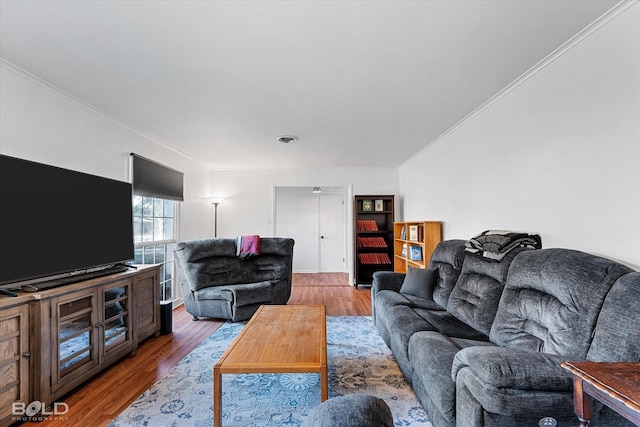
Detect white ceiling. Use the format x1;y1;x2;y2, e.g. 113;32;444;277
0;0;619;169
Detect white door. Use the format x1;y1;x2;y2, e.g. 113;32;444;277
274;187;347;273
318;193;346;272
274;187;317;272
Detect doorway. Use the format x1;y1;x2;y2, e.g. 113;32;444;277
274;186;348;274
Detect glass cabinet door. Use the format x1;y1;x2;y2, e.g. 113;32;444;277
47;278;137;399
55;290;98;384
102;280;133;357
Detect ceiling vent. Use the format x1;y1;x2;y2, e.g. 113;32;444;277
277;135;298;144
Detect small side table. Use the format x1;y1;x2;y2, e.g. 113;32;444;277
562;361;640;426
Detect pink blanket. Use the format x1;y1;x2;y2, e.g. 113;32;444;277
236;235;260;258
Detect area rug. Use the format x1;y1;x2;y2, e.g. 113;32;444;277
108;316;431;427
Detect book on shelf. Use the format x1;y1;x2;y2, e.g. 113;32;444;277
409;225;419;241
356;237;388;248
401;243;407;257
409;245;423;261
358;253;391;264
405;224;425;241
356;219;379;231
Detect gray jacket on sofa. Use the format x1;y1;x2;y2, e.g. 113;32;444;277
175;237;294;321
372;240;639;427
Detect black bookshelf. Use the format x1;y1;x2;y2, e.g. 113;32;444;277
353;195;395;288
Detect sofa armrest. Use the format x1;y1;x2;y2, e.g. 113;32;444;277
372;271;406;293
371;271;406;320
452;346;574;391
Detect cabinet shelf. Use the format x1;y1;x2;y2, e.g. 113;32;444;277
354;195;394;288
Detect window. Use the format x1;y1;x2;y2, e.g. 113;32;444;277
132;195;176;301
130;154;183;302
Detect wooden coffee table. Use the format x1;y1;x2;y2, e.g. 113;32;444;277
213;305;327;427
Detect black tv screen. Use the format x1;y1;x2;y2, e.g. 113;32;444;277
0;155;134;286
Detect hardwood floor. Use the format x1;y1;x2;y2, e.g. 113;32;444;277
290;286;372;316
22;275;371;427
292;272;349;286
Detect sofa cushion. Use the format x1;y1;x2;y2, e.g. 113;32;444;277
383;304;490;382
373;290;442;347
176;238;237;261
375;289;443;317
427;240;467;309
588;272;640;361
452;346;573;391
400;267;438;300
490;248;633;358
383;304;438;380
412;308;488;341
195;280;275;306
447;247;527;336
455;366;575;419
408;331;493;423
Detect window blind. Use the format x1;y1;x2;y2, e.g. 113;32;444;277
131;154;184;201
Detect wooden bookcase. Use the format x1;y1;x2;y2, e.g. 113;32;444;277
353;195;394;288
393;221;443;273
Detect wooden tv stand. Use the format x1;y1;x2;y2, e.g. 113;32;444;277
0;265;160;426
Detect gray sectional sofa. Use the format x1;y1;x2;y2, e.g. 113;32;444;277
372;239;640;427
174;237;294;321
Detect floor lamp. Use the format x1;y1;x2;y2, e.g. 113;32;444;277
210;197;225;237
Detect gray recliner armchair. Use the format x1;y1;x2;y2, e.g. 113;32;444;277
174;237;294;322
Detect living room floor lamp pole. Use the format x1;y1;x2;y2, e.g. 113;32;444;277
210;197;225;237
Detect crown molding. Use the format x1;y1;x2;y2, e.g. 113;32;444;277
1;59;208;170
403;0;639;167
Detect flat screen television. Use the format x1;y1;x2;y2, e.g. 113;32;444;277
0;154;134;287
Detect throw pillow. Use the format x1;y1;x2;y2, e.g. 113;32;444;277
399;267;438;300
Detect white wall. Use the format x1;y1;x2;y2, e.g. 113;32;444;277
209;167;398;238
399;4;640;269
0;64;212;242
